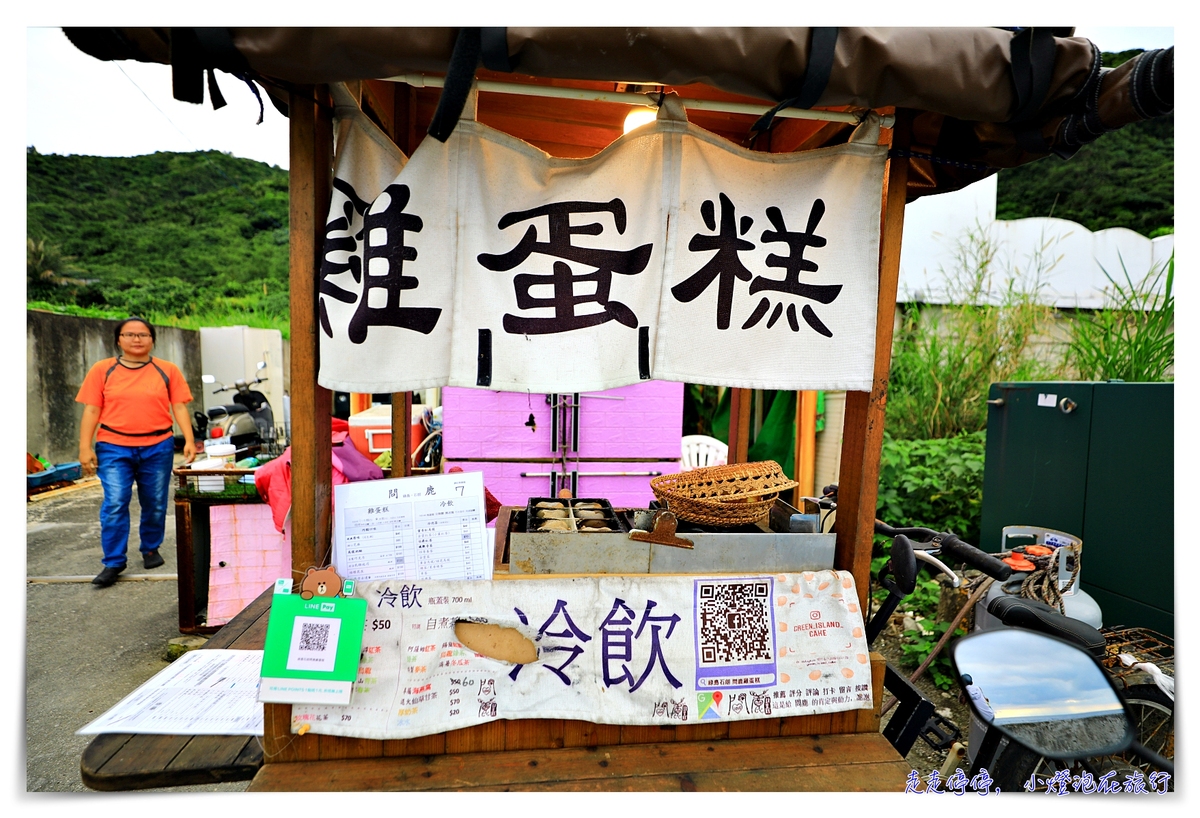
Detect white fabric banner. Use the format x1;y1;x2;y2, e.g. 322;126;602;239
318;91;887;394
291;571;872;740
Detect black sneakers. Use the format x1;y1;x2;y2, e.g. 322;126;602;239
143;550;165;569
92;565;126;587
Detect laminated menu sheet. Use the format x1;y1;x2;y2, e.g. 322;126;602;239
332;471;493;583
291;571;872;740
77;649;264;736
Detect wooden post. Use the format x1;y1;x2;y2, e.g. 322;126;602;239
726;388;753;463
388;81;416;478
288;85;334;572
834;110;910;612
391;392;414;476
793;390;818;502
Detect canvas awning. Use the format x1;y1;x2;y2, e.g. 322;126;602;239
63;26;1173;200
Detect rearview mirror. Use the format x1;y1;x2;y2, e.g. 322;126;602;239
951;628;1132;760
201;374;216;384
257;361;267;371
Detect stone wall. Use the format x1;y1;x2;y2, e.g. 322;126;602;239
26;310;203;464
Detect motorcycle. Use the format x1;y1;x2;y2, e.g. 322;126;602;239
864;517;1174;792
951;626;1174;792
196;362;277;459
958;594;1174;791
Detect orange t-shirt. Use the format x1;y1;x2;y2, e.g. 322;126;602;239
76;357;194;446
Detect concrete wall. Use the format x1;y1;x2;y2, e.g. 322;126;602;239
27;310;203;464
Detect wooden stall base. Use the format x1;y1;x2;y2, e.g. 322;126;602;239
261;653;885;764
248;732;909;792
80;586;274;791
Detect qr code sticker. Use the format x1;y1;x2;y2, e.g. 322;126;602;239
299;622;331;652
696;580;773;666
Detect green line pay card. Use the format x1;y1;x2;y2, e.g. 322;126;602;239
259;593;367;705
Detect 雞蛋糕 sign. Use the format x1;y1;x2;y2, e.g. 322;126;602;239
318;93;887;394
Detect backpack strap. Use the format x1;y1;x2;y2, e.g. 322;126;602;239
98;357;176;438
103;357;171;393
147;357;172;392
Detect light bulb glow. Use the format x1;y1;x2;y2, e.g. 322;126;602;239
622;107;658;134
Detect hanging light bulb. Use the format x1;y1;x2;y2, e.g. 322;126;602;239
622;107;658;134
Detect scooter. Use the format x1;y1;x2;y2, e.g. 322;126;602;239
869;520;1174;791
956;594;1174;791
951;625;1174;792
198;362;276;458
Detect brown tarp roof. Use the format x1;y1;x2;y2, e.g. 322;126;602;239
63;27;1173;200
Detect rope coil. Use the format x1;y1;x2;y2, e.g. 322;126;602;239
1000;544;1082;613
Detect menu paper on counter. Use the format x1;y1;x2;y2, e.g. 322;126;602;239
332;471;492;582
76;649;265;736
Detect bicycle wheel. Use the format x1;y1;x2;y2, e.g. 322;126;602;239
1097;684;1173;780
990;743;1094;793
988;683;1173;793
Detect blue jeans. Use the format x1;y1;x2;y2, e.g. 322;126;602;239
95;437;175;568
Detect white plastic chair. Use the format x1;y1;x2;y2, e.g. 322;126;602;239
680;435;728;471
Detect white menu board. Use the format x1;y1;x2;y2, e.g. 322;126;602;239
332;471;493;582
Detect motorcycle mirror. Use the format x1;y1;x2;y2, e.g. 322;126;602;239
257;361;267;371
950;629;1134;761
202;374;216;384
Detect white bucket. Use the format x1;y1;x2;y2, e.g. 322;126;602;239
204;442;237;467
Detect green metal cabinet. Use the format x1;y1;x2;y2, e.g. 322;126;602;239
981;381;1173;635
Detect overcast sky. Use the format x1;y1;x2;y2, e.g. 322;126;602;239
25;25;1175;172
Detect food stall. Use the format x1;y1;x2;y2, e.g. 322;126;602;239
69;26;1172;792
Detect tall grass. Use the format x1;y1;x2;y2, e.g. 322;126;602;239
886;226;1067;439
1066;253;1173;382
27;300;291;340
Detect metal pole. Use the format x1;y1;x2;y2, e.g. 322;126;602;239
384;73;889;126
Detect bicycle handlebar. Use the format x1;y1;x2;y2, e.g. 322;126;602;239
939;534;1012;580
874;521;1011;581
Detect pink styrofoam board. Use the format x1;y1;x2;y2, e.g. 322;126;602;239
441;408;481;428
443;382;684;482
236;549;264;568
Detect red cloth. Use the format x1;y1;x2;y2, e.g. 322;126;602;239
254;419;363;533
254;448;292;533
447;466;502;523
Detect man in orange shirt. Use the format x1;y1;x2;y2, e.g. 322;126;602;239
77;317;196;587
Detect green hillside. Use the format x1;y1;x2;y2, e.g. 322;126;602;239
27;56;1172;331
995;112;1173;237
26;147;290;332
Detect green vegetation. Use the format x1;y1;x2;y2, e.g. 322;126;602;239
876;432;987;543
872;432;987;688
1066;253;1174;382
995;111;1173;237
27;147;290;335
886;227;1066;441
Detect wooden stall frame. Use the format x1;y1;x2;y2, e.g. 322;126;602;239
269;77;912;768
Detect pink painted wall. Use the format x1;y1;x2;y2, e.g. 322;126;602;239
575;382;685;460
442;381;684;509
207;504;289;627
450;459;680;509
442;381;684;460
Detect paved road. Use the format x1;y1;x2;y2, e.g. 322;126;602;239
25;474;251;793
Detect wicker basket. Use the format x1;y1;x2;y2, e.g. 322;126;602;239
650;461;798;526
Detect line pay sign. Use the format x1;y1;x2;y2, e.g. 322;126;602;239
259;580;367;706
